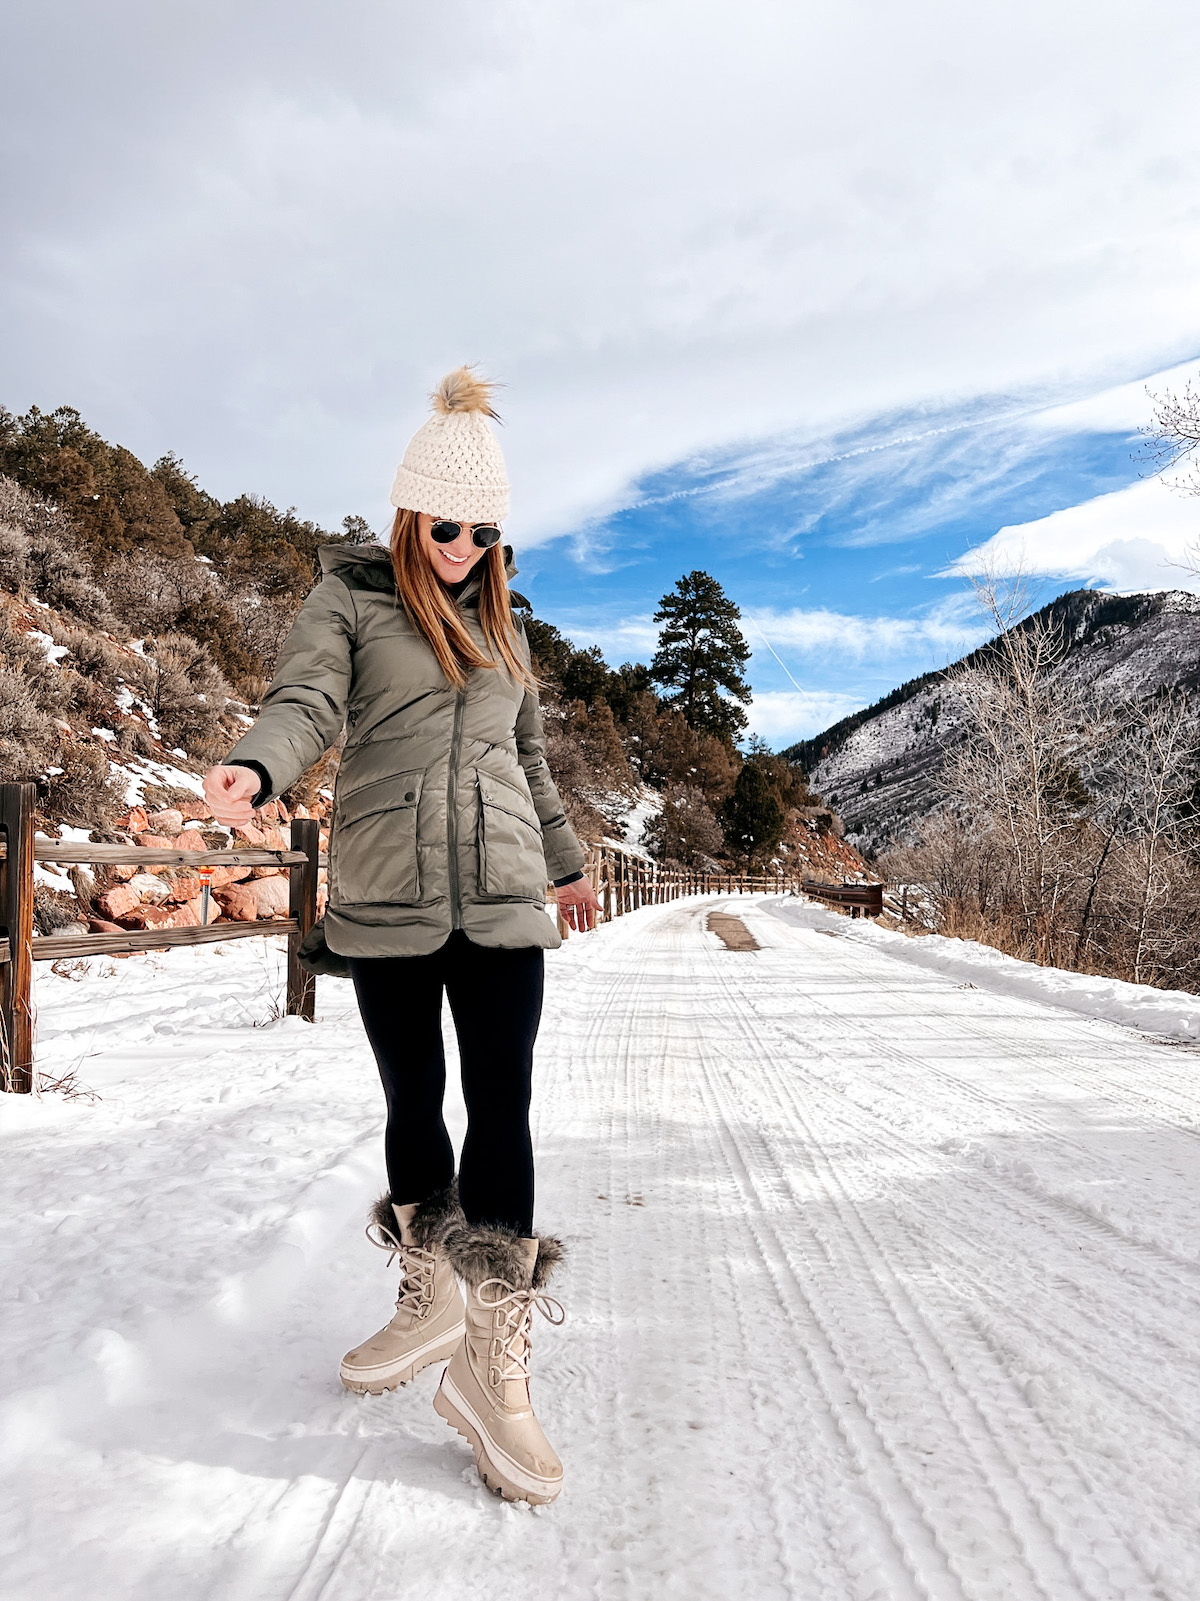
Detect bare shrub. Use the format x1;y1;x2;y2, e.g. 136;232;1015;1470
59;629;128;682
33;884;84;934
41;742;127;828
143;632;232;758
224;583;307;680
644;784;725;865
0;666;54;780
0;522;28;590
104;548;217;635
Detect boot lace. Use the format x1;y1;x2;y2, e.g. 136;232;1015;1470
477;1278;565;1392
366;1217;437;1319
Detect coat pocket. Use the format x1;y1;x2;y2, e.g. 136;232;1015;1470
476;770;546;901
331;771;424;906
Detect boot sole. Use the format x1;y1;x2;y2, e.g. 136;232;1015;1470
339;1322;465;1395
433;1370;562;1505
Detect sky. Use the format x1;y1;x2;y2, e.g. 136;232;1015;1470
3;1;1200;747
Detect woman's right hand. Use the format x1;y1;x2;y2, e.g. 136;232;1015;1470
202;765;260;826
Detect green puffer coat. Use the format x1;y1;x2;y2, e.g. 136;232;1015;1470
224;543;585;958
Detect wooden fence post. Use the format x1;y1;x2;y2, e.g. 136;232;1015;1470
286;817;320;1021
0;783;36;1093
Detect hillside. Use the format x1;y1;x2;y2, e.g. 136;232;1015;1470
785;588;1200;852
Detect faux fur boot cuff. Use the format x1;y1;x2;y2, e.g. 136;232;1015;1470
371;1180;464;1250
442;1222;565;1291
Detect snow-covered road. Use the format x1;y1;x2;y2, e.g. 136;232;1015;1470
4;897;1200;1600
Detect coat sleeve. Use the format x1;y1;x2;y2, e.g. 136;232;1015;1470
514;684;587;882
223;576;356;801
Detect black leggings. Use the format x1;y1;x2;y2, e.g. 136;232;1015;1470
348;932;544;1235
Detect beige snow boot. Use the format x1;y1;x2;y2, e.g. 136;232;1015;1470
434;1227;566;1504
340;1189;466;1394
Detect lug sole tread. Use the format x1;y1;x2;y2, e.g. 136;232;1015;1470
433;1383;560;1505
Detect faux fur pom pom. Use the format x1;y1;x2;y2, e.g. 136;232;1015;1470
432;366;501;421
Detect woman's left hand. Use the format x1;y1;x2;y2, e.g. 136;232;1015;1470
555;875;602;933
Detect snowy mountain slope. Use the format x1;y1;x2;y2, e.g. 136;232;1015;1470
4;899;1200;1599
786;588;1200;851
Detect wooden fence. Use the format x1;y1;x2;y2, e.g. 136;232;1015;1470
1;779;864;1094
0;783;320;1094
584;840;801;920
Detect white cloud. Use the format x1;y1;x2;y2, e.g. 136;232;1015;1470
950;476;1200;592
3;1;1200;538
746;690;865;746
1028;359;1200;438
747;605;983;665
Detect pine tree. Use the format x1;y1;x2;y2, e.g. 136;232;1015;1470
722;761;786;865
650;570;751;743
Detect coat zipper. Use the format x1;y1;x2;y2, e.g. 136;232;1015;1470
446;689;466;929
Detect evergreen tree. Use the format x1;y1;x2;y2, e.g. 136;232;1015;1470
342;514;374;543
722;760;786;865
651;570;751;743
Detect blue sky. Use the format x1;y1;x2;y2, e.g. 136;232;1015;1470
515;366;1200;747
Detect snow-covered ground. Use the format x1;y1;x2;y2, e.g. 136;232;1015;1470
4;897;1200;1600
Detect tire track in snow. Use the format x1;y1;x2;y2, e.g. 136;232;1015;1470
537;905;802;1599
715;901;1197;1597
685;907;1099;1601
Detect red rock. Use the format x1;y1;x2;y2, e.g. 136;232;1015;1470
214;883;258;922
251;865;282;879
274;799;292;824
207;863;252;888
145;809;184;836
250;876;291;918
118;806;149;834
258;801;280;824
116;905;173;930
167;897;203;928
177;798;212;821
97;884;141;919
233;822;265;845
176;827;207;851
88;918;125;934
163;873;204;902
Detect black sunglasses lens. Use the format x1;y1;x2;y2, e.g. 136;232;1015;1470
472;525;502;548
430;521;461;544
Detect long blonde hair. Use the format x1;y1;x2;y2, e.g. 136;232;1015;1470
389;508;533;690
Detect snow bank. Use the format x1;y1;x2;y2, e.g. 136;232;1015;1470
765;895;1200;1042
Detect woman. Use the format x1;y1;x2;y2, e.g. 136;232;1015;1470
202;368;600;1506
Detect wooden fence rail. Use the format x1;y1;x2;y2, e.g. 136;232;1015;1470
584;841;803;919
0;782;322;1093
1;779;876;1093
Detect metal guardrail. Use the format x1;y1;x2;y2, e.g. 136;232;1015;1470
800;878;884;918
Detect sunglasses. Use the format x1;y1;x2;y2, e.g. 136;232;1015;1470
430;520;502;549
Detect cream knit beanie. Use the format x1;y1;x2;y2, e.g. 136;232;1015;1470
389;367;510;522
